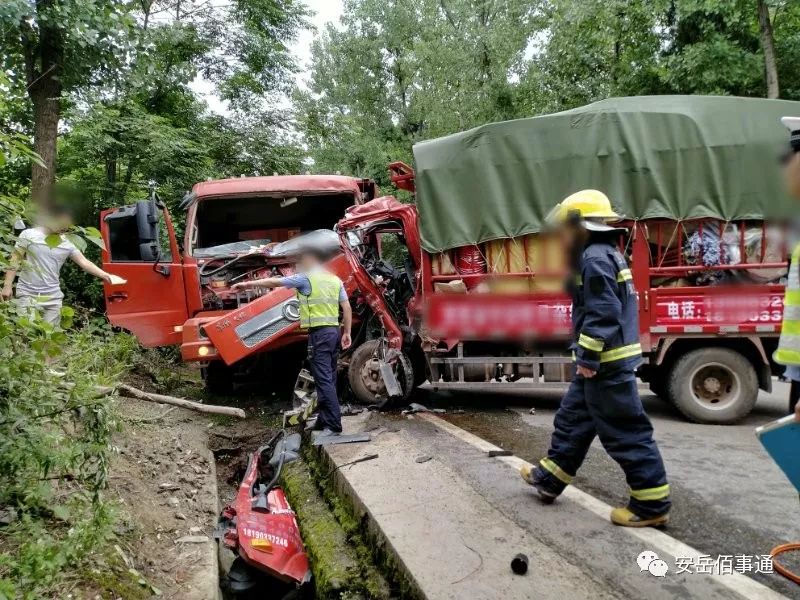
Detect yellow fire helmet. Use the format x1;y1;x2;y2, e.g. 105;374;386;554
545;189;624;232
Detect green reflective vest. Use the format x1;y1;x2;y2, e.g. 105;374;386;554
297;270;342;329
774;243;800;365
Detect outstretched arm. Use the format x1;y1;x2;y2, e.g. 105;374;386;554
231;277;285;291
70;250;112;283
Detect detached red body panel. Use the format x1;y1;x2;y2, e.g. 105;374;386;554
204;253;358;364
220;450;310;585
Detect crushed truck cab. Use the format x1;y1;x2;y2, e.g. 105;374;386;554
101;175;374;393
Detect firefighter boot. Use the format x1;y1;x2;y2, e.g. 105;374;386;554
610;507;669;528
519;464;559;504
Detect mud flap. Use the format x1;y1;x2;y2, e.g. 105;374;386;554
379;362;403;398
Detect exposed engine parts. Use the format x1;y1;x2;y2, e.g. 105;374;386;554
198;255;277;310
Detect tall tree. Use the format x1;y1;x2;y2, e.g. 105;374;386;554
56;0;307;222
758;0;780;98
296;0;535;184
0;1;134;205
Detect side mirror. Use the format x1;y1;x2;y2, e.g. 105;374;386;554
135;200;160;262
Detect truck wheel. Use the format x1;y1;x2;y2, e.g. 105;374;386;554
202;361;234;396
348;340;414;407
647;372;671;403
667;348;758;424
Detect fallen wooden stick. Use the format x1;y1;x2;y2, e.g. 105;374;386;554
117;384;246;419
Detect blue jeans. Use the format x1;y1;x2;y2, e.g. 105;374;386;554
308;326;342;432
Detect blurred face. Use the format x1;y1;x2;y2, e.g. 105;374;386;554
38;209;73;233
783;152;800;199
557;222;582;251
298;252;320;271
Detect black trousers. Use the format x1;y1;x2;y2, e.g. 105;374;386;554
791;380;800;414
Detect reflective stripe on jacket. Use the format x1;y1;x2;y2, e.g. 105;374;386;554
297;270;342;329
775;243;800;365
572;238;642;373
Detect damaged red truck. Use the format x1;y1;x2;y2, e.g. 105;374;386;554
100;174;375;395
102;96;800;424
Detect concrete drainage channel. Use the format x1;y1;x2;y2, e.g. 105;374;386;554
209;426;397;600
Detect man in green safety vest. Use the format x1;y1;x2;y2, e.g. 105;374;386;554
775;116;800;423
233;248;352;434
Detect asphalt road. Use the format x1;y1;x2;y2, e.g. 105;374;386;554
421;380;800;597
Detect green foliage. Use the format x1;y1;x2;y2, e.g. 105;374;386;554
0;0;135;92
299;0;800;185
0;130;137;599
296;0;535;187
50;0;308;246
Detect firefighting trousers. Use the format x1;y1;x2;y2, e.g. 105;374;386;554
308;326;342;433
534;370;671;518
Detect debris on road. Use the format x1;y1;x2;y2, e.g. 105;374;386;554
312;432;371;446
511;554;528;575
402;402;447;415
487;449;512;457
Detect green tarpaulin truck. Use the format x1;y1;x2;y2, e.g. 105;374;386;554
334;96;800;424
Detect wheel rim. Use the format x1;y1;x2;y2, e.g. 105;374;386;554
354;346;413;404
688;362;741;411
359;356;387;395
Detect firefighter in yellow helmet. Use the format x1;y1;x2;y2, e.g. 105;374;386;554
520;190;672;527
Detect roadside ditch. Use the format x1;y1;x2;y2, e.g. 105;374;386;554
209;409;398;599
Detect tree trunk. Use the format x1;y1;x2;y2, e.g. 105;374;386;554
25;0;63;208
29;79;62;207
757;0;780;99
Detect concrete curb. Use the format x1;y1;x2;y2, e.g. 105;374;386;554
319;412;790;600
314;435;425;599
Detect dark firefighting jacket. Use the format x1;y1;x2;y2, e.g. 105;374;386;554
571;237;642;373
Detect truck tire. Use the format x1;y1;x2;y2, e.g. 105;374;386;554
666;348;758;424
347;340;414;407
202;361;235;396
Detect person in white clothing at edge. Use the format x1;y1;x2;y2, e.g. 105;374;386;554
2;206;117;327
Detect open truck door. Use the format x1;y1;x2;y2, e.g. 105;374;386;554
101;199;188;347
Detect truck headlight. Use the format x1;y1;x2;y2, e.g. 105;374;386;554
282;299;300;322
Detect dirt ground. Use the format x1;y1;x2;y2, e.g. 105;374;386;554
100;395;220;599
80;368;287;600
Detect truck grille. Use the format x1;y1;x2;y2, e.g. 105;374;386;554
235;299;300;348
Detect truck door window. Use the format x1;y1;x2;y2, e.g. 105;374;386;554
106;204;172;262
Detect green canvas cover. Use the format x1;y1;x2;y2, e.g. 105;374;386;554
412;96;800;252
